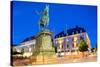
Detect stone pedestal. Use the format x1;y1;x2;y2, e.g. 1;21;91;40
32;29;55;64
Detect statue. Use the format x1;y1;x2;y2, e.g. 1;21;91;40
32;5;55;64
39;5;49;31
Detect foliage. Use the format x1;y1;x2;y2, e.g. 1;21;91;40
78;38;88;52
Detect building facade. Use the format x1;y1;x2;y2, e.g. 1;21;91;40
13;36;36;57
54;26;91;54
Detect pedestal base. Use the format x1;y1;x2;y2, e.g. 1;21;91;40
32;29;55;63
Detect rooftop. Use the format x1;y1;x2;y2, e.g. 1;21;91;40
55;26;86;38
22;35;36;42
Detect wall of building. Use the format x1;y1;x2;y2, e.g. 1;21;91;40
13;39;36;57
54;32;91;53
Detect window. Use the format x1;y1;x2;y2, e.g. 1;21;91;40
62;34;63;37
80;30;82;33
80;35;84;40
66;33;68;36
66;38;69;42
67;44;69;48
72;43;74;47
71;50;75;52
76;31;78;34
72;32;74;35
74;37;77;42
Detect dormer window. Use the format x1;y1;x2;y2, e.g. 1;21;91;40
66;33;68;36
72;32;74;35
76;31;78;34
80;30;82;33
59;35;61;38
62;34;63;37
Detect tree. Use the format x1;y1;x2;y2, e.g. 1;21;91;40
91;43;97;54
78;37;88;57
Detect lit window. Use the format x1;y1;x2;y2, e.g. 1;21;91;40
74;37;77;42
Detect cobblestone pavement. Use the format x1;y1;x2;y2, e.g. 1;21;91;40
58;55;97;63
12;54;97;66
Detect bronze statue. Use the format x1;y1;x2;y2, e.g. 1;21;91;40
38;5;49;31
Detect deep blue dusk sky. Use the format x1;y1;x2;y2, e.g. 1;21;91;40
12;1;97;48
